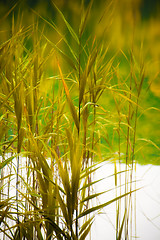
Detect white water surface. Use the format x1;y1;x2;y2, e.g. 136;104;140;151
88;162;160;240
1;157;160;239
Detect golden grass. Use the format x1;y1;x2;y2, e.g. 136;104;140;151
0;1;159;239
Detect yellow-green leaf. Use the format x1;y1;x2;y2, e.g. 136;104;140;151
79;0;93;37
52;1;79;44
58;62;79;131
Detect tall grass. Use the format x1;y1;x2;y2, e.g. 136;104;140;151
0;1;158;239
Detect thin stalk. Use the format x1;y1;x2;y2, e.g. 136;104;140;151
131;94;140;166
116;118;122;240
75;32;82;240
0;163;3;202
0;133;7;202
16;153;20;224
129;85;142;238
125;49;133;240
78;35;82;136
2;132;8;240
91;105;96;163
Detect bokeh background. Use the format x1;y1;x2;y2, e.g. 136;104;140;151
0;0;160;164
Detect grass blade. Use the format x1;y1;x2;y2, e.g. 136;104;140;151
52;1;79;44
58;61;79;131
78;189;139;218
79;0;93;37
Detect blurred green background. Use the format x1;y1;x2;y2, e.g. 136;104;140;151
0;0;159;164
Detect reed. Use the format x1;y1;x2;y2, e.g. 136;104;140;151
0;1;159;239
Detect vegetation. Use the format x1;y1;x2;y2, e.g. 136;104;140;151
0;0;159;239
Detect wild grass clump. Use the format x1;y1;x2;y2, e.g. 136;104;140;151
0;1;159;239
